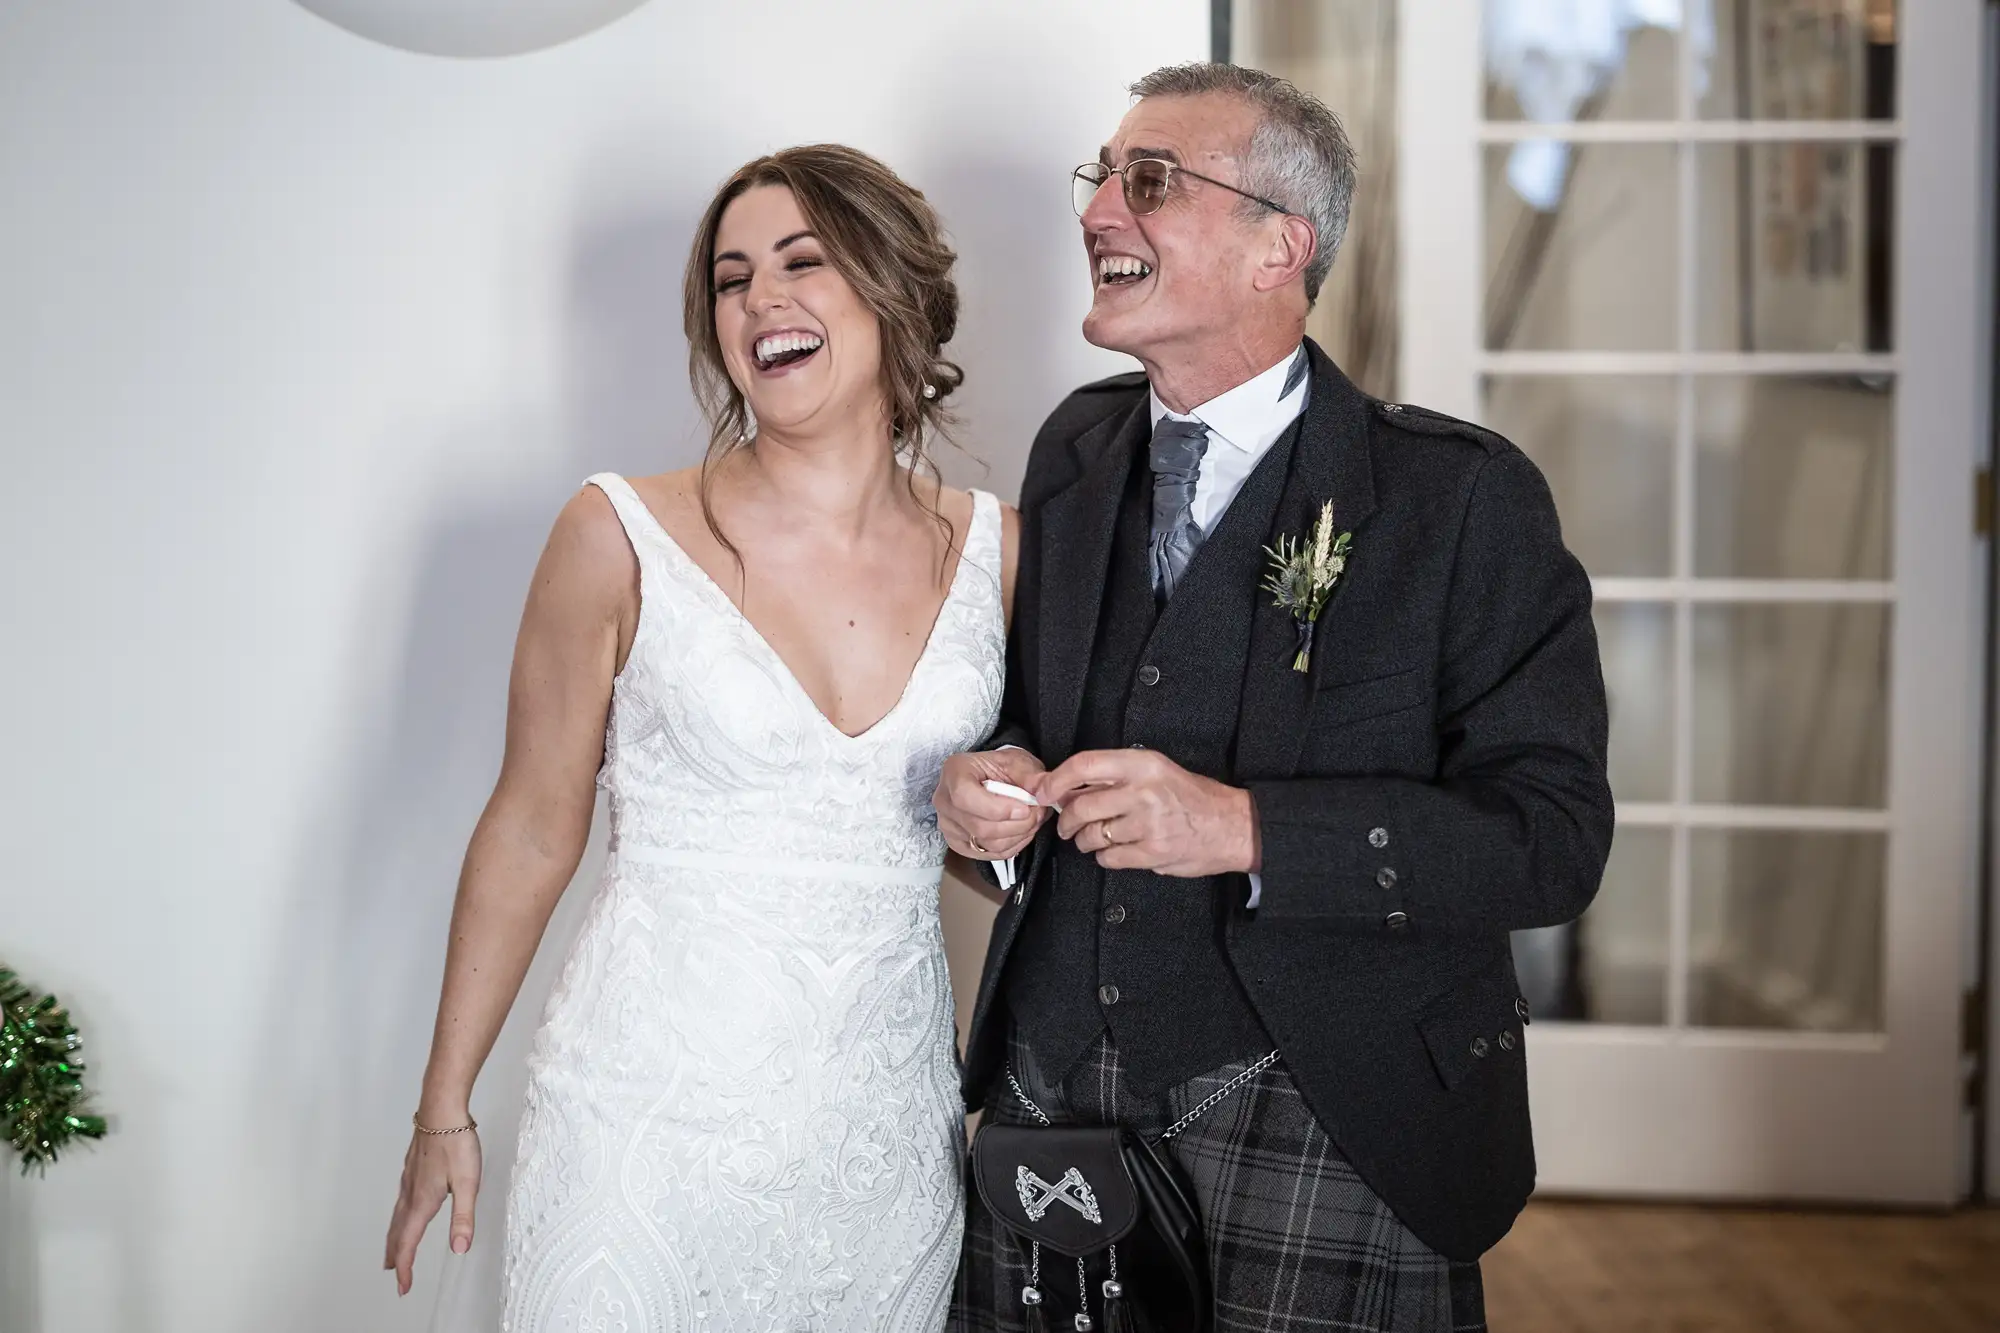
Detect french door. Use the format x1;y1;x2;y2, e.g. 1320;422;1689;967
1395;1;1987;1201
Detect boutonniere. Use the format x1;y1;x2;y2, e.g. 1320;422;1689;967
1262;500;1352;674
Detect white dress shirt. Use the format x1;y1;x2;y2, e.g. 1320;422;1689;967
1149;343;1309;538
994;345;1308;906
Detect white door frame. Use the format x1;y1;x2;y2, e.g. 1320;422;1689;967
1397;3;1989;1203
1981;0;2000;1208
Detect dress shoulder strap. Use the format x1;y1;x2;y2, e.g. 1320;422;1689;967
961;489;1003;580
582;472;684;624
583;472;665;549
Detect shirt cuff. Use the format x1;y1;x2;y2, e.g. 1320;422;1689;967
1245;872;1263;910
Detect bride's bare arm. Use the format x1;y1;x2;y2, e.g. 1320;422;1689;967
385;485;637;1295
948;502;1029;908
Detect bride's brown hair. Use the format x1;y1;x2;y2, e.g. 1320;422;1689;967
682;144;964;568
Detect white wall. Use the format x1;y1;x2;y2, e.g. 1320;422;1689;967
0;3;1204;1329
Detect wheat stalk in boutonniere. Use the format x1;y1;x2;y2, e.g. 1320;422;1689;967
1262;500;1353;674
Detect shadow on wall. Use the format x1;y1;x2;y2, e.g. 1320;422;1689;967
251;192;704;1331
908;145;1093;1045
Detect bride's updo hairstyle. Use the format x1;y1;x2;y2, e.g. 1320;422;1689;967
682;145;965;558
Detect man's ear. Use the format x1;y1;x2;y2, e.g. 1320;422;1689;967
1251;214;1317;294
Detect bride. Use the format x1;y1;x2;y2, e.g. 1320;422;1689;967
383;144;1038;1331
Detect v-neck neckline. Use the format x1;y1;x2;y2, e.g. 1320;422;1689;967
620;479;982;744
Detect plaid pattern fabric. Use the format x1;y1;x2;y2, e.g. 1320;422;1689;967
953;1029;1486;1333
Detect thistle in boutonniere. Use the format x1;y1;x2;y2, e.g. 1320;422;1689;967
1262;500;1352;674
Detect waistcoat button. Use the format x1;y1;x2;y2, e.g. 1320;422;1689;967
1368;827;1389;849
1104;904;1127;924
1137;664;1161;687
1098;984;1121;1006
1384;910;1409;930
1375;866;1398;889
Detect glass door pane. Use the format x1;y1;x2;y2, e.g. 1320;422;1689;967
1693;377;1893;580
1700;0;1897;121
1484;145;1679;350
1695;141;1895;353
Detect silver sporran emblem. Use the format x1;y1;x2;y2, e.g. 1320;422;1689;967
1015;1164;1102;1224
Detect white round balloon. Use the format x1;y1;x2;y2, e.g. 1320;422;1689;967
293;0;656;57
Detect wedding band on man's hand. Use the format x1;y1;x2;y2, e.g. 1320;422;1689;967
969;839;990;856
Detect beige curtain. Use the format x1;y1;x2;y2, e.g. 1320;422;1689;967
1236;1;1399;399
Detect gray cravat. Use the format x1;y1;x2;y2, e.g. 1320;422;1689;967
1148;416;1210;602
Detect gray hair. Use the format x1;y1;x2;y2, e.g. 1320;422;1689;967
1129;62;1357;303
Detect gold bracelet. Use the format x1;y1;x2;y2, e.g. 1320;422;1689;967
413;1112;477;1136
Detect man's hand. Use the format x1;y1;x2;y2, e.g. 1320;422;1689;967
935;748;1051;862
1038;749;1261;877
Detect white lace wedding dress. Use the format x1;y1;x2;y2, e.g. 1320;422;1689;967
498;474;1003;1332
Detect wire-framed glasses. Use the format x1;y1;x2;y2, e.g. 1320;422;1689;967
1070;158;1290;218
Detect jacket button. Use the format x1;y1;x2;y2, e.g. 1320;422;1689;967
1104;904;1127;924
1384;910;1409;931
1128;742;1146;749
1098;984;1121;1006
1137;664;1161;687
1470;1036;1490;1058
1375;866;1398;889
1498;1030;1517;1052
1368;827;1389;849
1515;996;1531;1023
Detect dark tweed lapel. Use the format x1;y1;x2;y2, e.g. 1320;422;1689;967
1038;394;1151;762
1234;341;1381;782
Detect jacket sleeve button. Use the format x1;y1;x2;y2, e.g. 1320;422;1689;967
1368;827;1389;849
1375;866;1398;889
1384;910;1409;931
1498;1030;1517;1052
1470;1036;1490;1058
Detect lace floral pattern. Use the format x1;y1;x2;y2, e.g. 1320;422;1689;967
501;476;1003;1333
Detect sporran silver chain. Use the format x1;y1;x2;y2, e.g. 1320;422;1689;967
1005;1048;1282;1144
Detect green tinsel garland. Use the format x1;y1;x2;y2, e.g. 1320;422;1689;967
0;967;107;1172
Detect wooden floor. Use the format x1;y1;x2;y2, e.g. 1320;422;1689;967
1483;1201;2000;1332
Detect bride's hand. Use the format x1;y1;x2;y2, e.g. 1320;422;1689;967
935;748;1048;861
385;1120;482;1296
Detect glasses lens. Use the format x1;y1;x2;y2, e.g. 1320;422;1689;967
1125;160;1170;215
1071;165;1108;216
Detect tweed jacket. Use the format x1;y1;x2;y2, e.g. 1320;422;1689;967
962;341;1614;1261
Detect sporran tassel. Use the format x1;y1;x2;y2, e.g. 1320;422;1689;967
1022;1285;1049;1333
1020;1241;1050;1333
1101;1282;1137;1333
1101;1245;1139;1333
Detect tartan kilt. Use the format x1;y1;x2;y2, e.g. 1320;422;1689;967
952;1028;1486;1333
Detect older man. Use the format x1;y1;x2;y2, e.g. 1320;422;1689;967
936;63;1612;1332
